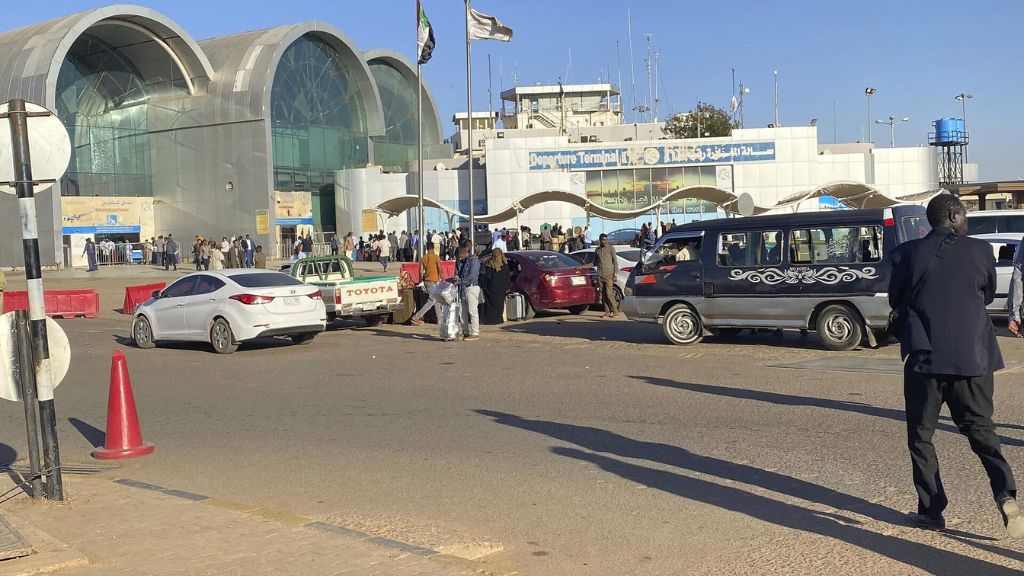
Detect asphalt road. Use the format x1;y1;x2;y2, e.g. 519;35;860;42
4;273;1024;574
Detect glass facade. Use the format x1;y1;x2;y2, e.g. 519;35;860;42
271;34;370;234
369;60;419;168
583;167;720;215
55;29;187;198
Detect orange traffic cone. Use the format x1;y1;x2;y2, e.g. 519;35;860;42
92;350;155;460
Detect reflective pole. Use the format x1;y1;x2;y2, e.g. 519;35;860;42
465;0;475;243
13;310;43;499
7;99;63;500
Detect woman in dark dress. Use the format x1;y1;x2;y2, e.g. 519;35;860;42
480;248;511;325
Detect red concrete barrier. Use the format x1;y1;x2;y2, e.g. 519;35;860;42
122;282;166;315
401;263;420;285
3;289;99;318
440;260;456;280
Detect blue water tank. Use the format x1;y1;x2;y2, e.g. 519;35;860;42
933;117;967;144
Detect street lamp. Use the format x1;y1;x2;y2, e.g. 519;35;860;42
864;87;877;143
874;115;909;148
955;92;973;160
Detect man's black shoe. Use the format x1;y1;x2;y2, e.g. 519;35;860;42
998;498;1024;539
907;512;946;531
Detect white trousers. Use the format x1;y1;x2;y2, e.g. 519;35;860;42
461;285;481;337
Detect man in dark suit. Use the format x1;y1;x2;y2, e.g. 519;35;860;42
889;194;1022;537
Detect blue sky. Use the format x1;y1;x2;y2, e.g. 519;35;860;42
15;1;1024;180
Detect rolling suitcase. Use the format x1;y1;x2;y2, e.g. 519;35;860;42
505;292;527;321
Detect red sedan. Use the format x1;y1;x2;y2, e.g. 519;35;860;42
506;251;599;318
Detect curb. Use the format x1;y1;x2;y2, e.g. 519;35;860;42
95;475;508;574
0;518;88;576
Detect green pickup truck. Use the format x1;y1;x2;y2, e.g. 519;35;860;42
287;255;403;326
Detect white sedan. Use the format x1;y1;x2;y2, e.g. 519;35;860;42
974;233;1022;315
132;270;327;354
569;247;643;303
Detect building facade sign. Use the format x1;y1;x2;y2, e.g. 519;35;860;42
273;191;314;226
61;197;152;235
528;141;775;171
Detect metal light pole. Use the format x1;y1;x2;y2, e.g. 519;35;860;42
875;115;909;148
955;92;972;161
773;69;779;127
864;87;876;143
738;83;750;129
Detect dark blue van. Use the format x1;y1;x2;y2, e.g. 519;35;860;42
621;206;930;351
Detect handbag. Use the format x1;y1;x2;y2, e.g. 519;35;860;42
887;234;956;339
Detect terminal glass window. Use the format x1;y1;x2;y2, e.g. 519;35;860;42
55;26;189;197
369;60;436;168
788;226;883;265
271;34;371;234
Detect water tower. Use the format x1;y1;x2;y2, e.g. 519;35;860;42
928;117;968;185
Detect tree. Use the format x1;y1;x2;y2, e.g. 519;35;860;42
663;103;737;139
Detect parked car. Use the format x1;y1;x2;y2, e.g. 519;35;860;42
605;228;640;247
506;251;599;318
569;247;643;305
974;233;1022;315
132;270;327;354
967;210;1024;235
623;206;929;351
288;255;402;326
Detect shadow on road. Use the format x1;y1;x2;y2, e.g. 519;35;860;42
475;409;896;524
633;377;1024;448
0;443;16;467
552;447;1019;575
474;410;1016;574
69;417;105;449
499;317;664;344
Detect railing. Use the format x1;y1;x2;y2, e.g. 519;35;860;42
276;242;337;261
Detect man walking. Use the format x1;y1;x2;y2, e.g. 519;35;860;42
155;235;165;267
244;234;255;267
330;234;339;256
410;242;444;326
301;233;314;259
456;246;481;341
583;225;593;249
594;233;618;318
164;234;178;271
889;194;1023;537
377;233;392;271
83;238;98;272
387;230;398;262
344;232;356;261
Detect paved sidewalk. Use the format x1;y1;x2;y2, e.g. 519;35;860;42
0;475;504;576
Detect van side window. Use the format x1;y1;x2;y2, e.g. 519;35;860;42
788;226;883;265
717;231;782;267
645;237;701;268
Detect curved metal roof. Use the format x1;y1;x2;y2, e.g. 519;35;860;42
198;21;385;135
775;181;947;211
363;49;443;145
0;4;214;109
371;182;943;223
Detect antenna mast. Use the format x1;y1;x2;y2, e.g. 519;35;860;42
627;7;637;123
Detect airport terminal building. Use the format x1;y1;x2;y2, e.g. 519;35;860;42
0;4;445;267
0;5;972;268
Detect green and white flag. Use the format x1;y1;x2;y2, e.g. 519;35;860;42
417;1;435;65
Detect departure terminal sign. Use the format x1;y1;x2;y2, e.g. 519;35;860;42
527;141;775;171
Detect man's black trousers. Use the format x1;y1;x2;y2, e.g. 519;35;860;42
904;366;1016;517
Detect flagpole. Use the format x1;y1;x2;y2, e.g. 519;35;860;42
417;1;425;262
465;0;475;246
417;61;425;261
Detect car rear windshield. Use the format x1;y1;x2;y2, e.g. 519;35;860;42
526;253;583;269
618;249;641;262
232;272;305;288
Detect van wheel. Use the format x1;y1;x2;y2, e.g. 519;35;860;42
663;304;703;345
817;305;863;351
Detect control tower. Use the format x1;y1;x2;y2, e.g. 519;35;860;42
929;117;968;185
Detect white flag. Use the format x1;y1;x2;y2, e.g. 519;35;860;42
730;95;739;113
468;7;513;42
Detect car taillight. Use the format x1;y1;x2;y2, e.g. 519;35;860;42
883;208;895;227
230;294;274;305
620;267;633;273
335;287;341;305
542;273;555;284
307;291;321;300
